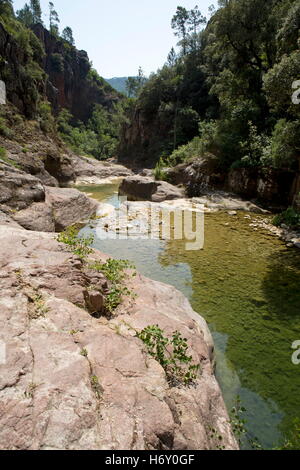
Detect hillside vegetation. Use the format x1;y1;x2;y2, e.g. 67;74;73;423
119;0;300;176
0;0;128;160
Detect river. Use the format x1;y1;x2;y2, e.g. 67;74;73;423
78;182;300;449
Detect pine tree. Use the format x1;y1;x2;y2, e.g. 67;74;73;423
62;27;75;46
49;2;60;36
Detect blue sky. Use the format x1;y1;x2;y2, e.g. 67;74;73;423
13;0;216;78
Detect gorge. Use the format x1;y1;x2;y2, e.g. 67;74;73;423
0;0;300;452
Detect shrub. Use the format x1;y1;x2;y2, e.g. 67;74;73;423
57;226;94;260
50;53;64;73
165;137;203;167
0;147;6;159
0;117;12;138
0;146;20;168
137;325;200;386
273;207;300;229
268;119;300;170
38;101;56;133
154;158;168;180
90;258;136;313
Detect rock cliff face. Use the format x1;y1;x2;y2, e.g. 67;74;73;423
0;224;238;450
0;21;119;121
32;24;120;122
119;108;174;167
166;156;299;208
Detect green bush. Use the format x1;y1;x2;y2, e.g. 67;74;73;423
57;226;94;260
38;101;55;133
89;258;136;313
0;147;7;159
0;146;20;168
154;158;168;180
273;207;300;229
50;53;64;73
0;117;12;138
269;119;300;170
137;325;200;386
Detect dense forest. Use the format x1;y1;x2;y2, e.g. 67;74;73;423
120;0;300;178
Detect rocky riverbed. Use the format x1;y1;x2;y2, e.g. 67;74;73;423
0;154;238;450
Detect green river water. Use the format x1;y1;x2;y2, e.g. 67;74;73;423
78;183;300;449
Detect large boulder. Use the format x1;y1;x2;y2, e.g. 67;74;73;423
119;176;185;202
0;225;237;450
45;186;98;231
12;186;99;232
0;162;45;212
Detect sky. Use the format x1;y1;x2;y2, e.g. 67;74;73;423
13;0;217;78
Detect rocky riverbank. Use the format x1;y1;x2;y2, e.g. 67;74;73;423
0;144;237;449
0;223;237;450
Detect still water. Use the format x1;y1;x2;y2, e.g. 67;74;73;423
78;183;300;449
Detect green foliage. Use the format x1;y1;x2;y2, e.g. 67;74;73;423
230;397;262;450
38;100;55;133
237;122;271;168
276;418;300;450
268;119;300;169
89;258;136;313
273;207;300;230
57;226;94;260
167;136;203;166
0;117;12;138
58;101;128;160
49;2;60;36
137;325;200;386
0;146;20;168
62;26;74;46
50;53;64;73
125;67;147;98
123;0;300;172
0;147;6;159
154;158;168;181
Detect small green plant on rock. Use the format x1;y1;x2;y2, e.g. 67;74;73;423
27;291;49;320
90;258;136;313
0;147;20;169
90;375;103;399
137;325;200;386
57;226;94;260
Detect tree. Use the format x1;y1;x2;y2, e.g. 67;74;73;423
17;0;43;26
125;67;147;98
171;6;189;55
167;47;177;67
49;2;60;36
30;0;42;24
125;77;138;98
0;0;13;17
188;5;206;36
17;4;34;26
62;26;75;45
